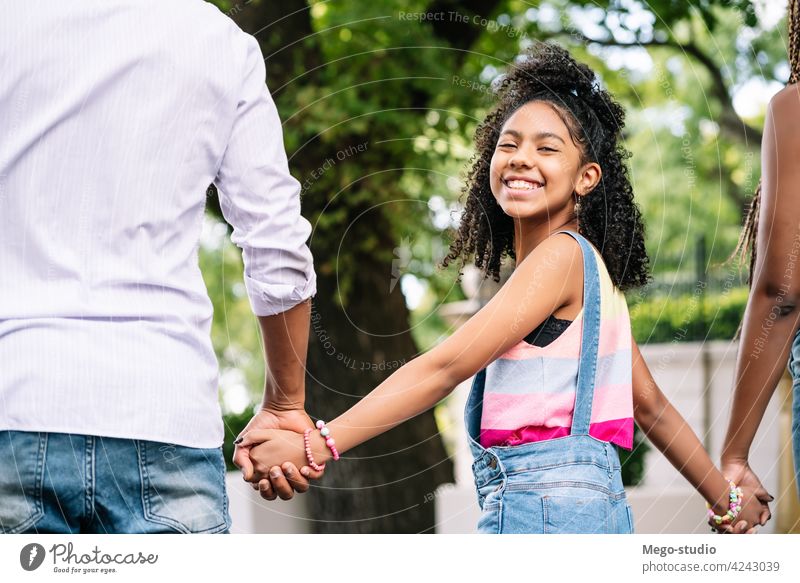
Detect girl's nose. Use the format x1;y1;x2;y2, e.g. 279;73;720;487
508;148;533;168
509;151;533;169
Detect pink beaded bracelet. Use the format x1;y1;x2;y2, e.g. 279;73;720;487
316;420;340;461
303;428;326;472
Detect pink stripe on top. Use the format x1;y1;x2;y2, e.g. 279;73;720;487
479;246;634;450
479;418;633;450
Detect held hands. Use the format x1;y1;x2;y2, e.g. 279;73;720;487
709;486;766;534
238;428;310;479
232;407;324;500
712;458;773;533
707;459;773;534
237;427;329;499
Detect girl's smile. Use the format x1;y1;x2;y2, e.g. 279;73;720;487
501;175;545;196
489;101;599;227
488;100;602;260
490;101;578;218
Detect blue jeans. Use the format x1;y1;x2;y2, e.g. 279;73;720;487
0;431;230;534
788;329;800;499
470;434;633;534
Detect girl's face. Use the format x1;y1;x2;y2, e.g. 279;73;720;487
489;100;600;223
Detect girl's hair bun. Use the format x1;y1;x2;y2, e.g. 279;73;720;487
497;42;626;138
499;42;595;97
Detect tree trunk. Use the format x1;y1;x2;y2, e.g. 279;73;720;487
304;248;454;533
224;0;455;533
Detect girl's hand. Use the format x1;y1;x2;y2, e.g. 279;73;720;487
232;407;314;481
232;408;323;500
240;428;321;501
708;485;768;534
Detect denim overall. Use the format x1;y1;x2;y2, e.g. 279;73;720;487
465;231;634;534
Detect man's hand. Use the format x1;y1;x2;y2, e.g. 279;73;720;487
232;407;323;500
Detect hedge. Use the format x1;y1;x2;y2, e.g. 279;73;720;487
629;287;748;344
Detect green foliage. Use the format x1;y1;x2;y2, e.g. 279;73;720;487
285;1;489;303
222;410;253;471
621;426;649;486
198;1;785;491
205;0;785;329
629;287;749;344
198;222;265;411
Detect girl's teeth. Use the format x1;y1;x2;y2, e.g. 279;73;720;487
507;180;541;190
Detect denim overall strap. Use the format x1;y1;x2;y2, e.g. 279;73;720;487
557;231;602;436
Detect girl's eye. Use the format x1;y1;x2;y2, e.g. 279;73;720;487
498;143;516;149
539;146;557;152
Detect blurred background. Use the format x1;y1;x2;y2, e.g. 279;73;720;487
198;0;797;532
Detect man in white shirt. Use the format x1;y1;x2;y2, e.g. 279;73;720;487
0;0;317;533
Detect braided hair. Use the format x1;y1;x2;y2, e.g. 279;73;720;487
442;42;649;290
735;0;800;281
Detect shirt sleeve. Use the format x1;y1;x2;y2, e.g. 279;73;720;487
214;33;316;317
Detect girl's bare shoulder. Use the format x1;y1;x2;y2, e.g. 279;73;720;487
512;231;584;304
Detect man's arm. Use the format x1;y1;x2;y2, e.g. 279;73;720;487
259;299;311;413
214;30;319;499
231;299;320;500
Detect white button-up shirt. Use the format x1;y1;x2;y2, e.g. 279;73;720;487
0;0;316;447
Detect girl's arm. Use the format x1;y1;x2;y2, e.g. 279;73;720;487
242;234;585;472
632;339;762;529
722;84;800;466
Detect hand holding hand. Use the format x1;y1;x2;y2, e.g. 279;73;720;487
708;460;772;534
232;407;323;500
242;428;309;479
721;486;767;534
720;458;773;530
237;427;328;500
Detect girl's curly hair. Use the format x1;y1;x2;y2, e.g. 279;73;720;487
442;42;650;291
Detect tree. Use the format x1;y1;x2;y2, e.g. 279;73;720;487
207;0;509;533
202;0;787;532
453;0;783;265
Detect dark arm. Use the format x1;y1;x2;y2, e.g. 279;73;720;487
722;84;800;464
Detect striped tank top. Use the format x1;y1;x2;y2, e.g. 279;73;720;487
478;232;634;451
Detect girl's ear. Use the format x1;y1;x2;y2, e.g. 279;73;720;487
575;162;602;196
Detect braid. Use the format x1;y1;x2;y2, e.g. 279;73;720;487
736;0;800;282
790;0;800;84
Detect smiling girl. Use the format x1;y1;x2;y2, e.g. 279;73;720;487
239;43;764;533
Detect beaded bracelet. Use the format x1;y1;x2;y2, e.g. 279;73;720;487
707;480;743;529
303;428;326;472
316;420;340;461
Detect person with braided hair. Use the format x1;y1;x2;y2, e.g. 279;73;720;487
237;42;764;533
721;0;800;517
